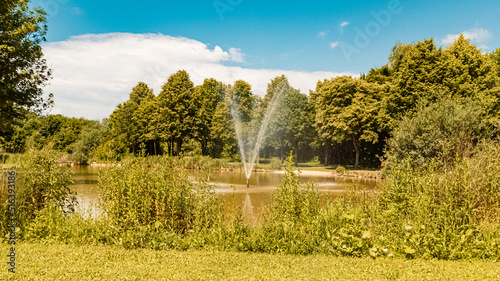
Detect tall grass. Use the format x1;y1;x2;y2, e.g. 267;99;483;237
377;141;500;259
0;148;76;238
98;156;221;233
5;145;500;260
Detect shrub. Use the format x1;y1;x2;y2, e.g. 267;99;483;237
378;141;500;259
269;157;282;170
0;148;76;237
98;156;221;233
384;97;485;168
335;165;346;174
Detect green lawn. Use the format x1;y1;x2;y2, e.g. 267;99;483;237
1;242;499;280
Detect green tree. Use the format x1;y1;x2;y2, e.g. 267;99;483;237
365;64;392;84
210;94;236;158
135;94;161;155
313;76;380;168
380;36;500;131
261;76;289;160
158;70;195;156
129;83;158;155
262;75;315;162
192;78;224;156
109;82;154;156
227;80;256;122
71;120;107;163
379;39;447;131
491;48;500;76
441;36;500;125
0;0;52;135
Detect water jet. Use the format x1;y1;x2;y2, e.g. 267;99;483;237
231;82;286;186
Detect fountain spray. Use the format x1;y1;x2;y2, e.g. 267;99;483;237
231;82;286;187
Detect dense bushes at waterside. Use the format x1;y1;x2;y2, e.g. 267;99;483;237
2;148;499;260
0;149;76;237
98;157;220;233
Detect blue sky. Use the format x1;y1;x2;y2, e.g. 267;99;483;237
32;0;500;119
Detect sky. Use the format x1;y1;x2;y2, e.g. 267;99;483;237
31;0;500;120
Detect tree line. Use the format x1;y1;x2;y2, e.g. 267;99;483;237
2;0;500;169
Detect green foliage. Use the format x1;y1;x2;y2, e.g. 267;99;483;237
253;154;375;257
98;156;221;233
228;80;257;123
269;157;281;170
366;64;392;84
267;153;319;224
262;76;316;161
10;146;500;260
335;165;346;174
0;148;76;237
192;79;224;156
378;141;500;259
490;47;500;76
381;36;500;131
385;97;485;168
210;92;238;159
313;76;382;167
0;0;52;135
108;82;157;157
158;70;195;156
71;120;108;163
1;114;95;153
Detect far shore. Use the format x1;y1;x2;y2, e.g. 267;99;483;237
60;160;384;179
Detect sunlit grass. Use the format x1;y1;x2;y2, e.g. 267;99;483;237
0;242;499;281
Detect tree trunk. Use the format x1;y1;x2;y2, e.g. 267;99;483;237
154;140;157;155
324;140;330;166
201;139;208;156
176;139;182;156
294;141;299;165
280;139;284;162
353;136;360;169
168;139;173;156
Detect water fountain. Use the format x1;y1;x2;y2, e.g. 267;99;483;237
230;82;285;187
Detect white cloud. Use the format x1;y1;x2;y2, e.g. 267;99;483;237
42;33;354;120
317;31;329;38
339;21;350;33
229;47;245;62
441;27;492;45
330;41;340;49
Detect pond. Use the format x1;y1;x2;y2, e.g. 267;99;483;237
69;165;382;225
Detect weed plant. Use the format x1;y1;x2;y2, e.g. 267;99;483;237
98;156;221;233
0;148;76;238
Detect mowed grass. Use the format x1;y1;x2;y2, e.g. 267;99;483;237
0;243;499;280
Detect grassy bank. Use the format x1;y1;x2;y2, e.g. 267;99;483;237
1;242;499;280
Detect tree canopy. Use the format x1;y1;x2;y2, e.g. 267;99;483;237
0;0;52;135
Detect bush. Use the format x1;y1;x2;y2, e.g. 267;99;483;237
384;97;485;168
378;141;500;259
269;157;282;170
0;148;76;237
98;156;221;233
335;165;346;174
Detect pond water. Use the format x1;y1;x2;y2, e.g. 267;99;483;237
69;165;381;225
